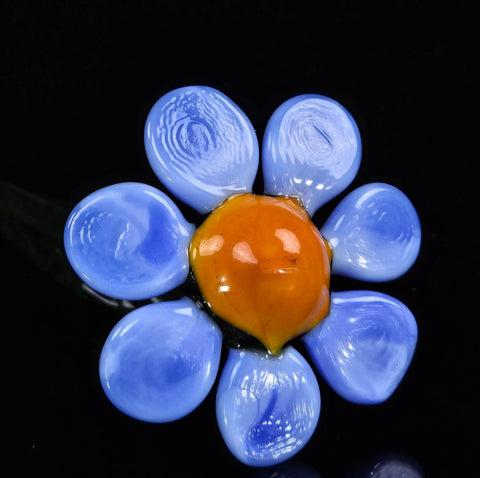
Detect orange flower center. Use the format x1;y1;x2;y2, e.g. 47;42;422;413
189;194;331;354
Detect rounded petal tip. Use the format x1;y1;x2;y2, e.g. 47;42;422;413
99;298;223;422
262;94;361;215
216;347;320;466
64;182;194;300
321;183;421;282
145;85;259;213
303;290;418;404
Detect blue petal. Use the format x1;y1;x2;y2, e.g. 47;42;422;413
145;86;259;213
64;182;194;300
303;290;418;404
321;183;421;281
216;347;320;467
99;298;222;422
262;94;361;215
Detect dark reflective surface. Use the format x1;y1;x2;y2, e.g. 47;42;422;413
344;452;424;478
250;461;322;478
250;452;424;478
3;1;475;476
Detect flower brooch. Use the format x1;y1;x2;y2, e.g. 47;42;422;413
64;86;421;467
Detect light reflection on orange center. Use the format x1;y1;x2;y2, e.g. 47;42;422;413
189;193;331;354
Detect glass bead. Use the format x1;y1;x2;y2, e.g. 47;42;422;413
189;193;330;354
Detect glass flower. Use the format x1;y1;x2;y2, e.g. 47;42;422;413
64;86;421;467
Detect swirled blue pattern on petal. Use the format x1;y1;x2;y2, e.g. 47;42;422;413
216;347;320;467
64;182;194;300
262;94;361;215
145;86;259;213
321;183;421;282
99;298;222;422
303;291;417;404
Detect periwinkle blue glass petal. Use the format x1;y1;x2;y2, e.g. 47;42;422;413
303;290;418;404
145;85;259;213
64;182;194;300
321;183;421;282
99;298;222;422
216;347;320;467
262;94;361;215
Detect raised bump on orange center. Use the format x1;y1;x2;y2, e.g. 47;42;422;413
189;194;331;354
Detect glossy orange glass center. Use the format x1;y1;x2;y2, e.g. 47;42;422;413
189;194;331;355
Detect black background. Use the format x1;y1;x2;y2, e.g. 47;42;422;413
2;1;477;476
